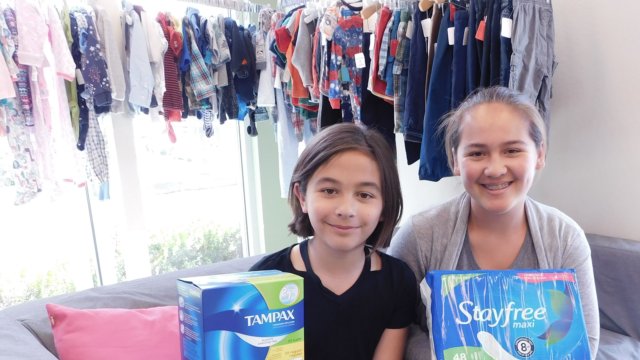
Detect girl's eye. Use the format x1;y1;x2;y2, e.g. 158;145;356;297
505;149;521;154
322;189;337;195
468;152;484;157
359;193;374;199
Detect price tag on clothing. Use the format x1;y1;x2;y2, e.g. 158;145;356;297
476;20;486;41
340;67;351;82
406;21;414;39
463;27;469;45
448;27;455;45
283;67;291;82
76;69;85;85
501;18;513;38
422;18;432;38
355;53;366;68
390;40;399;57
274;66;283;89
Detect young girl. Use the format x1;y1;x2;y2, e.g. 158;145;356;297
251;123;417;360
388;87;600;359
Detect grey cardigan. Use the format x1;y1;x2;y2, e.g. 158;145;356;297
388;192;599;359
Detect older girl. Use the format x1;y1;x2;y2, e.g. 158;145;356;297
388;87;599;359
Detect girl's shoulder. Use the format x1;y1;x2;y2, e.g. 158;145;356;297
376;250;417;285
525;197;584;236
249;243;298;272
409;192;469;231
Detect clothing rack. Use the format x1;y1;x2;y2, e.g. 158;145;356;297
277;0;309;10
175;0;267;13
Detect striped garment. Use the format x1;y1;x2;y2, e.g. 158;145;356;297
377;10;395;80
291;106;304;137
393;18;410;133
157;13;183;114
183;19;215;101
3;7;33;126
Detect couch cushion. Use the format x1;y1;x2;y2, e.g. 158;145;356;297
587;234;640;343
3;253;265;358
0;312;57;360
46;304;180;360
596;328;640;360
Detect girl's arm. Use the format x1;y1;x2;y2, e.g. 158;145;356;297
563;231;600;358
372;327;409;360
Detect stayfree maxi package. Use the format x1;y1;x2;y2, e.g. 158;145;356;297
425;269;591;360
177;271;304;360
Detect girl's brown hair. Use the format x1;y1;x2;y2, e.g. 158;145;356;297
288;123;403;253
440;86;548;172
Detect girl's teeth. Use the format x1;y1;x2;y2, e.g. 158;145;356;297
485;183;510;190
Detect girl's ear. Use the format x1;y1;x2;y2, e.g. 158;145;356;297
294;183;308;213
453;148;461;176
536;142;546;170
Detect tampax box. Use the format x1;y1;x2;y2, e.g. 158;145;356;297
177;271;304;360
425;269;591;360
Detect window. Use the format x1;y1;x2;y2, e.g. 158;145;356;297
0;0;267;310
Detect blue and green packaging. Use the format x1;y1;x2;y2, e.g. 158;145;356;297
425;269;591;360
177;271;304;360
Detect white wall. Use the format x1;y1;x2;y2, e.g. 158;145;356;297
397;0;640;241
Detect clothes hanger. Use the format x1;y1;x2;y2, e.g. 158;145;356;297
361;0;380;19
342;0;363;9
418;0;434;12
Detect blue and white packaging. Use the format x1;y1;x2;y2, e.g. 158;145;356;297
424;269;591;360
177;271;304;360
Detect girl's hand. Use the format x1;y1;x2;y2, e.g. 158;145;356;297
372;327;409;360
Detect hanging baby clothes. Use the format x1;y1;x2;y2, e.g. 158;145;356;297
1;97;40;205
218;17;240;121
47;4;84;186
256;10;276;107
94;6;126;114
124;3;154;109
0;9;39;204
212;15;230;88
71;8;110;194
419;6;453;181
15;0;48;68
392;10;410;133
74;8;113;107
3;7;34;126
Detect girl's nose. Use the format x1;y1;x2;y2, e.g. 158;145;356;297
484;156;507;178
336;196;356;218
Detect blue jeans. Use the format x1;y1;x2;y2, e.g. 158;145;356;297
480;0;493;87
402;4;429;145
489;0;502;85
453;9;470;108
419;6;454;182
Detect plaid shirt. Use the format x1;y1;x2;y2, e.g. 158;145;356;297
85;98;109;186
292;106;304;138
393;20;409;76
184;20;215;101
377;11;395;79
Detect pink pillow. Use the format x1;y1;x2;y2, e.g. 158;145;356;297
46;304;181;360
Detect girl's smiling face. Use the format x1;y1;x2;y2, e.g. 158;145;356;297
454;102;545;216
294;150;384;253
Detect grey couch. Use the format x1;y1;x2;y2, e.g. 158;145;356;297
1;234;638;359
